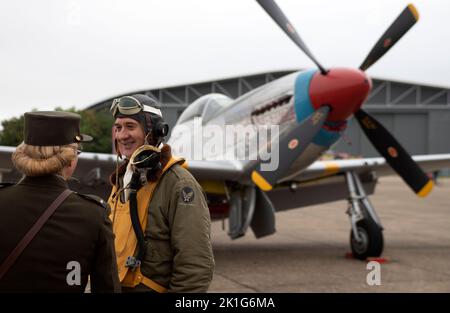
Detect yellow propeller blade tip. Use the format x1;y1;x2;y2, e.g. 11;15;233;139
408;4;419;21
417;180;433;198
251;171;273;191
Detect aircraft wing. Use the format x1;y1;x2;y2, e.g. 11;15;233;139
296;154;450;181
184;154;450;213
184;154;450;183
0;146;117;180
1;144;246;182
184;159;250;181
2;144;450;209
3;144;450;183
266;154;450;212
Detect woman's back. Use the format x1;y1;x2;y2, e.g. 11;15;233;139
0;175;119;292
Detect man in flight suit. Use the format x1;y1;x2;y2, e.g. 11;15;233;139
108;94;214;293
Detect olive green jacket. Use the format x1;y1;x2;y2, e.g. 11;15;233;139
120;163;215;293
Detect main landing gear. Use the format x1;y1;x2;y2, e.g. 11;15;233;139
345;172;384;260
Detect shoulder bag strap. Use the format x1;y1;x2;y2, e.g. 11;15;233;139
0;189;73;279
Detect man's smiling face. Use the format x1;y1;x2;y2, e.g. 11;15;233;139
114;117;145;159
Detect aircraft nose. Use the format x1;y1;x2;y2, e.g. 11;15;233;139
309;68;372;122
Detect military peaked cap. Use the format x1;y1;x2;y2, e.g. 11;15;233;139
24;111;93;146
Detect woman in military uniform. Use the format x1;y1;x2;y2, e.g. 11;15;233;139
0;111;120;293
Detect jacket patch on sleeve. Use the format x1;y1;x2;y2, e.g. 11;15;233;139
181;187;195;203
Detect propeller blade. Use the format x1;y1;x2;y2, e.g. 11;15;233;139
355;109;433;197
256;0;327;74
252;106;330;191
359;4;419;71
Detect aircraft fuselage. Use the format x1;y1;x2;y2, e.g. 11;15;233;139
170;68;372;181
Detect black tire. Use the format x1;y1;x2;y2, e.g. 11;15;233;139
350;216;384;260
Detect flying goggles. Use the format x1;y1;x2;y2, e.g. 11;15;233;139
110;96;162;117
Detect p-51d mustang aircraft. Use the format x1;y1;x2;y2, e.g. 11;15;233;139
1;0;450;260
168;0;450;260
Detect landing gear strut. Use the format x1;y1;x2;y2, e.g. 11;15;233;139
345;172;383;260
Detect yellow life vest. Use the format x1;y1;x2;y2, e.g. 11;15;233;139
108;156;184;292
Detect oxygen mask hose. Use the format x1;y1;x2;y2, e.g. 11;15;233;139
126;145;162;269
127;171;147;269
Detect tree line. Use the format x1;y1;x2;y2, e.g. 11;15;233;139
0;107;114;153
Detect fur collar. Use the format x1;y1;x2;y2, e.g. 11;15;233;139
110;144;173;186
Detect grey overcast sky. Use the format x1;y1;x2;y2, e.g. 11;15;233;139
0;0;449;122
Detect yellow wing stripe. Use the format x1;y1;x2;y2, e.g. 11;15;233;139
417;180;433;198
408;4;419;21
324;162;340;175
251;171;273;191
199;180;227;195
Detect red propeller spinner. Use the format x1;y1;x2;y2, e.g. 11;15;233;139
309;68;372;122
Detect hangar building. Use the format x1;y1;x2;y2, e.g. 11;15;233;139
89;70;450;159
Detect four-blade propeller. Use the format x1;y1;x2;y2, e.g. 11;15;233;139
255;0;432;197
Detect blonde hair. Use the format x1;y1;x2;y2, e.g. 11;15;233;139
12;142;78;177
